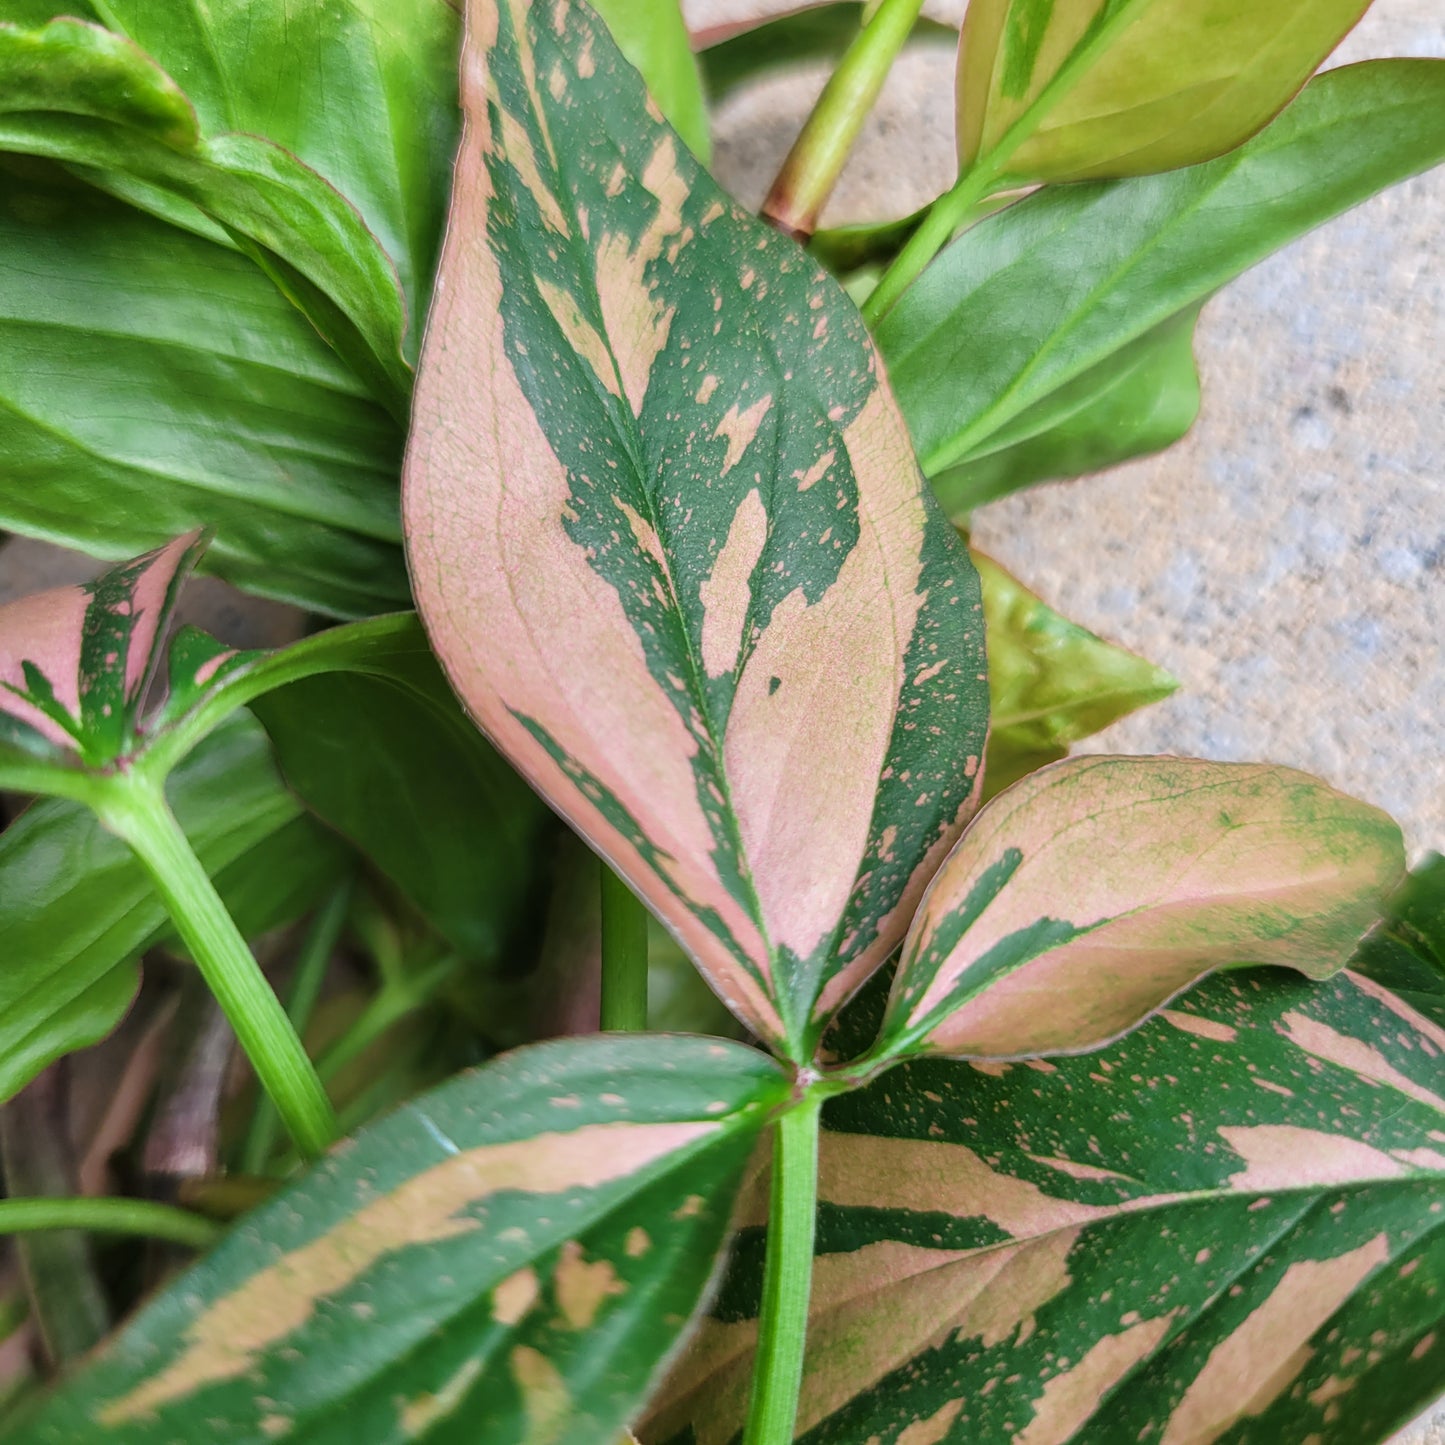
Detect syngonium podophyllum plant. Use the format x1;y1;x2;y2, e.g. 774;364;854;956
0;0;1442;1441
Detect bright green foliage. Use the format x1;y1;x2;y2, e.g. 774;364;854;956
404;0;990;1060
0;160;406;617
650;965;1445;1443
975;550;1178;797
957;0;1372;183
880;61;1445;499
0;713;343;1106
875;756;1404;1061
252;662;550;964
16;1035;789;1445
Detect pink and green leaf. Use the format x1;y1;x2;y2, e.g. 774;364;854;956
16;1034;789;1445
875;756;1405;1061
647;964;1445;1443
957;0;1375;185
403;0;990;1060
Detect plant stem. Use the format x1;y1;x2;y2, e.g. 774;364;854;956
860;158;1003;325
600;866;648;1031
94;769;338;1160
0;1199;221;1251
762;0;926;240
743;1091;823;1445
240;879;353;1176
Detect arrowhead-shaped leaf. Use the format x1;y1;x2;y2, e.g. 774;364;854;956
975;550;1177;799
881;62;1445;488
404;0;990;1058
0;159;406;618
0;531;203;766
875;756;1404;1061
648;965;1445;1443
957;0;1373;184
17;1035;788;1445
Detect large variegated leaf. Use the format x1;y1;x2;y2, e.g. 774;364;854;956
875;756;1404;1061
957;0;1372;185
1351;855;1445;1031
974;550;1177;799
647;966;1445;1443
16;1035;788;1445
404;0;990;1059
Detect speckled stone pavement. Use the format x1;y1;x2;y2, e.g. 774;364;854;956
702;2;1444;1437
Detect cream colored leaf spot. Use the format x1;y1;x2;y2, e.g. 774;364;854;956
699;488;767;678
714;396;773;476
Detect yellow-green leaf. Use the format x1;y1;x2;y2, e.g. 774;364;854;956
976;549;1177;798
875;755;1405;1060
403;0;989;1060
957;0;1374;185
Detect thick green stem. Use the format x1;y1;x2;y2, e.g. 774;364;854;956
94;769;338;1159
0;1199;221;1251
763;0;927;240
600;866;648;1031
240;879;353;1176
743;1091;823;1445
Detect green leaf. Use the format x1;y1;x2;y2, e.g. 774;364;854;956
649;965;1445;1443
957;0;1373;185
0;712;337;1106
880;62;1445;490
0;159;407;617
1350;854;1445;1030
592;0;712;163
404;0;990;1060
72;0;462;350
876;756;1404;1061
0;532;204;768
17;1034;788;1445
933;306;1203;513
250;662;552;964
975;549;1177;798
0;18;411;409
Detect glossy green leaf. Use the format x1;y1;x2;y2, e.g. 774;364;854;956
404;0;990;1059
0;18;411;408
1350;854;1445;1031
0;160;407;617
0;713;337;1106
881;62;1445;489
17;1034;788;1445
934;306;1203;513
66;0;462;347
649;965;1445;1443
975;549;1177;798
957;0;1372;185
0;532;203;769
251;661;551;964
592;0;711;163
877;756;1404;1061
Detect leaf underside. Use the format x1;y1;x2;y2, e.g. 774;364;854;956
404;0;990;1059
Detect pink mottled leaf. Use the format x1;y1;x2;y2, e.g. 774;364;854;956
403;0;989;1059
874;755;1406;1061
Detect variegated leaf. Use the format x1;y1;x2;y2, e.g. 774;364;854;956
957;0;1374;185
0;532;204;767
16;1035;789;1445
874;756;1404;1061
404;0;990;1059
1351;854;1445;1032
647;965;1445;1443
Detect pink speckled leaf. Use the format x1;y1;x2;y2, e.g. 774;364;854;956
0;532;206;766
874;756;1406;1061
403;0;989;1059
